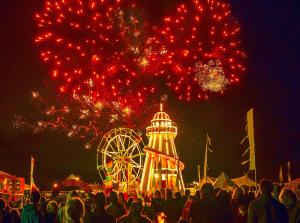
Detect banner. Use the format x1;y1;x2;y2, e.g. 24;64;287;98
241;109;256;171
247;109;256;171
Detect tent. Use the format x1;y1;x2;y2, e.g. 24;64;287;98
232;175;256;187
199;176;216;188
213;172;237;191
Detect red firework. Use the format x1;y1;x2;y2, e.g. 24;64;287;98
150;0;246;100
35;0;157;110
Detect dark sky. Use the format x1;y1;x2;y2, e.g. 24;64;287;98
0;0;299;189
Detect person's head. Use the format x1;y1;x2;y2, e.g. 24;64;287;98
185;189;191;197
248;191;256;202
129;201;143;216
201;183;214;199
259;179;273;195
272;183;281;199
0;198;6;210
109;191;118;204
214;188;221;198
154;190;161;198
279;189;297;211
40;197;47;213
118;192;125;203
66;190;78;203
174;192;181;199
30;191;41;204
194;190;201;200
66;197;85;223
232;187;243;200
166;189;173;200
94;192;106;209
240;185;249;195
47;200;58;214
126;197;134;210
217;190;230;204
10;208;20;223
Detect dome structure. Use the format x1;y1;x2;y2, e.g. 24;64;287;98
152;111;171;121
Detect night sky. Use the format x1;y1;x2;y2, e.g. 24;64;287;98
0;0;299;189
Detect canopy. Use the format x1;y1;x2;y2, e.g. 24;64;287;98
0;170;11;176
199;176;216;188
213;172;237;191
232;175;256;187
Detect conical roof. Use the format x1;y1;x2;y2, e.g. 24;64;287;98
213;172;237;191
232;175;256;187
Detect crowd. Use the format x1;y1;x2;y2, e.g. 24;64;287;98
0;178;299;223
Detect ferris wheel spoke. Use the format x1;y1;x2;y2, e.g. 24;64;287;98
130;164;142;170
124;142;137;157
121;168;127;182
131;166;140;176
129;144;139;157
129;158;140;168
105;151;119;157
127;153;141;160
107;141;118;153
117;135;124;151
111;138;121;151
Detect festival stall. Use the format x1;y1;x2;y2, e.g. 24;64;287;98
213;172;237;191
0;170;25;202
232;175;256;187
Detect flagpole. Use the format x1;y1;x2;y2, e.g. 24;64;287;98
287;161;291;182
198;164;201;185
254;168;257;187
203;140;208;183
203;133;211;183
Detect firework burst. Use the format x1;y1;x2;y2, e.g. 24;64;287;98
150;0;246;100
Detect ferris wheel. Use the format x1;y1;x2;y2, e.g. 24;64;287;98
97;128;145;186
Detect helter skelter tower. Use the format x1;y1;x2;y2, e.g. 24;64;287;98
140;104;185;193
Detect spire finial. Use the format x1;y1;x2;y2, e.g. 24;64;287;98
160;103;163;112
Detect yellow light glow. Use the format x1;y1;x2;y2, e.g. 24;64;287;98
140;57;149;67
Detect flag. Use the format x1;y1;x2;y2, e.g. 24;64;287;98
279;165;283;183
241;109;256;171
160;94;168;102
206;134;213;152
30;156;38;192
247;109;256;171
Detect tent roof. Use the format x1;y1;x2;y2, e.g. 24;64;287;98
213;172;237;191
199;176;216;188
286;178;300;185
0;170;12;176
232;175;256;187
